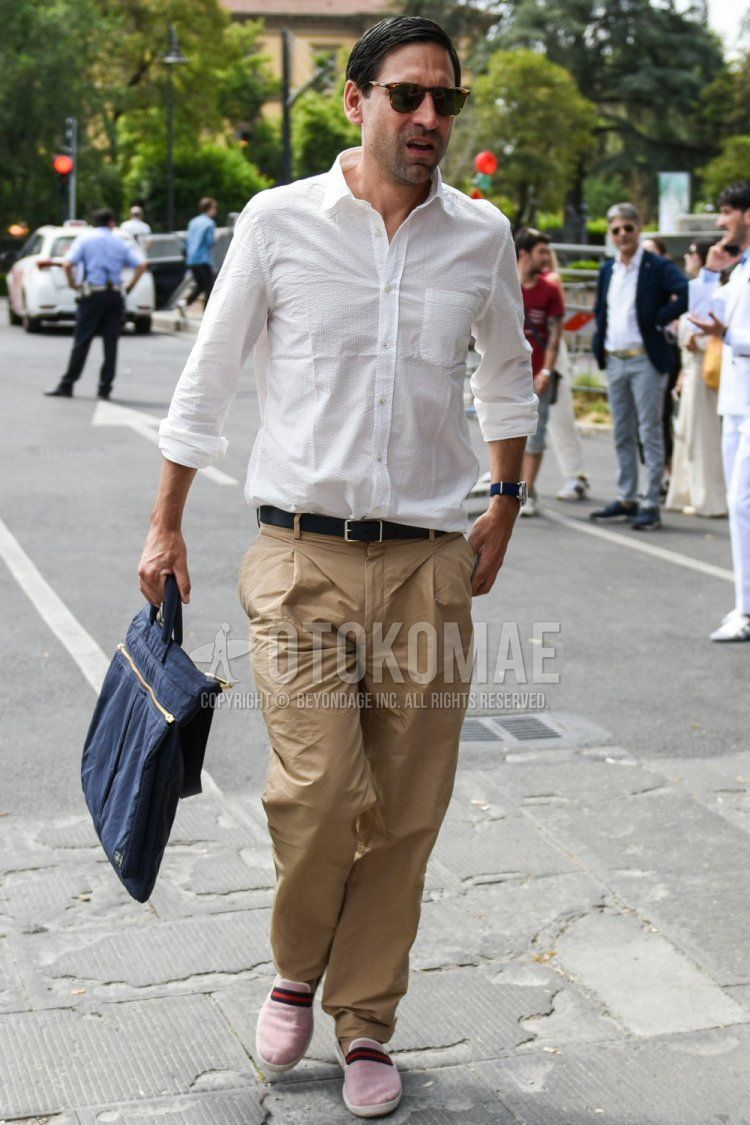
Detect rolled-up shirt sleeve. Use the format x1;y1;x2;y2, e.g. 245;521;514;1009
158;201;271;468
470;217;537;441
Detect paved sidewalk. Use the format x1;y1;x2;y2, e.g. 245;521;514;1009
3;721;750;1123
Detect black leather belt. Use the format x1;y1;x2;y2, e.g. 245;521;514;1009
258;505;446;543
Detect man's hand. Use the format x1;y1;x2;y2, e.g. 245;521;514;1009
688;310;726;338
467;496;518;597
138;525;191;608
705;241;742;274
534;370;552;396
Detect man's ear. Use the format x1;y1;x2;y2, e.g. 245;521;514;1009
344;80;365;126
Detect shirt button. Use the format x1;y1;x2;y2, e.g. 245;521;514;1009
379;397;387;405
383;341;391;349
374;229;383;238
376;453;383;462
384;283;392;293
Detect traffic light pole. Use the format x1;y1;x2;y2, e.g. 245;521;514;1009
66;117;78;221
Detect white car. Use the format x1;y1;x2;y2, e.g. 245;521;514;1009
7;221;155;333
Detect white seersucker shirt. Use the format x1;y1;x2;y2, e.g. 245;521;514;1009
158;148;536;532
605;246;645;352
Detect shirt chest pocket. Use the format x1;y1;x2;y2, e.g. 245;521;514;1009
419;288;479;368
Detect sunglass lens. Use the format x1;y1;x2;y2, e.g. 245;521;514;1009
390;84;424;113
433;88;466;116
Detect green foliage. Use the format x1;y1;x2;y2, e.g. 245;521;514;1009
123;139;271;229
292;89;360;180
584;174;629;219
489;0;725;215
701;136;750;202
448;49;596;227
0;0;279;231
0;0;103;228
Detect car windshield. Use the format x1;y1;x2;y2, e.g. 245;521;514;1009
51;236;77;258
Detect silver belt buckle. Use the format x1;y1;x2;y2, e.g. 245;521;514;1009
344;519;383;543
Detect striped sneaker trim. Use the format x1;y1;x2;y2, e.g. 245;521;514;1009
345;1046;394;1067
270;986;313;1007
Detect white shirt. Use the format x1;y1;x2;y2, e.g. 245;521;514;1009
693;254;750;417
605;246;645;351
120;218;151;239
158;148;536;532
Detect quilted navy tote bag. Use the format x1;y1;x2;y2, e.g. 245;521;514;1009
81;577;229;902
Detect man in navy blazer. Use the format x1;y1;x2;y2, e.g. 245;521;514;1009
591;203;688;529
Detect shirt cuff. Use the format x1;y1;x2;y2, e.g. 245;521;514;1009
158;419;229;469
475;398;539;442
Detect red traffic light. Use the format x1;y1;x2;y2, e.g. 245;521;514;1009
474;151;498;176
53;154;74;175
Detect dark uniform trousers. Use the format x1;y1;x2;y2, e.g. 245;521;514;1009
61;289;125;394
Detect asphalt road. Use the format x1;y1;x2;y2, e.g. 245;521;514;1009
1;306;745;819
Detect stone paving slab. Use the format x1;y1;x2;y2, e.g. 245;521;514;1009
527;788;750;876
0;994;255;1119
453;759;668;809
0;941;28;1016
76;1090;267;1124
553;908;747;1036
605;867;750;986
432;814;579;885
261;1063;519;1123
471;1025;750;1125
12;911;273;1009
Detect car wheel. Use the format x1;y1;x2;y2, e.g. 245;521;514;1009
22;311;42;333
134;316;152;335
8;303;22;326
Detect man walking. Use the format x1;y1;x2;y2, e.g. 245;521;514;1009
590;203;687;529
515;227;564;516
139;16;535;1118
689;180;750;642
44;208;146;400
120;205;152;248
181;197;218;309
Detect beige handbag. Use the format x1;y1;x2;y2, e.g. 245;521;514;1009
701;335;723;390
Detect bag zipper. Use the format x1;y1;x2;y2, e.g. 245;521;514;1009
117;643;175;724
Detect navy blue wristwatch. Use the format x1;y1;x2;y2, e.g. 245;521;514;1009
489;481;528;505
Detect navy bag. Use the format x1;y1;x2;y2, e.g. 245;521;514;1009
81;576;228;902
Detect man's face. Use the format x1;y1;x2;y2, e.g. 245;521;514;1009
527;243;552;275
717;204;750;244
609;216;641;256
344;42;457;186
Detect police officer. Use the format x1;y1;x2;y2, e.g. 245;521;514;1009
44;208;147;400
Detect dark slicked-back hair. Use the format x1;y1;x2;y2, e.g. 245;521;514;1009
514;227;550;257
717;180;750;211
346;16;461;93
92;208;116;226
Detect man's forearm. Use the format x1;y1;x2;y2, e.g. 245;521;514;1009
543;320;562;372
151;458;198;530
487;437;526;492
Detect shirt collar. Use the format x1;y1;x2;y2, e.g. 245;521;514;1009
614;245;644;271
321;147;451;215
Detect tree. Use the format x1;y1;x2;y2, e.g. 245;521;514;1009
446;49;596;228
0;0;103;229
492;0;725;215
701;137;750;202
292;88;360;180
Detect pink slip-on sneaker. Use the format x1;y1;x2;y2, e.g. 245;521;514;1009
335;1037;403;1118
255;975;315;1075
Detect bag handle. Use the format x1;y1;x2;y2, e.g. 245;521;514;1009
149;574;183;646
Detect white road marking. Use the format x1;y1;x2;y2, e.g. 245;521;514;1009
540;507;735;583
0;514;109;692
0;511;225;792
92;401;238;486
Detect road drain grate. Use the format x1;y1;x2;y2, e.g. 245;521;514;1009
498;717;560;741
461;719;503;742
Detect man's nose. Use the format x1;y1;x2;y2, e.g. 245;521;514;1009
411;92;439;129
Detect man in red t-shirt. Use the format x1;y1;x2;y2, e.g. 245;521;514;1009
515;228;564;515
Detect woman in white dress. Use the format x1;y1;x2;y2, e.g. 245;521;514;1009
666;241;727;518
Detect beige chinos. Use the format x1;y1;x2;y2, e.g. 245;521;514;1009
238;523;475;1044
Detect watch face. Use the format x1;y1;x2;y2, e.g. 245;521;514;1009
518;482;528;506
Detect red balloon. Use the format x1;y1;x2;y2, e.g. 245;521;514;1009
53;154;74;175
474;151;498;175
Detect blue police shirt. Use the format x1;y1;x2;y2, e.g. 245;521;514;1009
66;227;143;287
186;214;216;266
